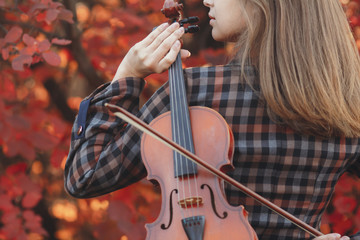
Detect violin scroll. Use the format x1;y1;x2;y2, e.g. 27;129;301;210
161;0;183;19
161;0;200;35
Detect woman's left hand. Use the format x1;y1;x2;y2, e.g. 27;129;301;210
112;22;189;81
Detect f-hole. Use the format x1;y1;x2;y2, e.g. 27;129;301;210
161;188;178;230
201;184;228;219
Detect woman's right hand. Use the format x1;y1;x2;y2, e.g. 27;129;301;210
313;233;350;240
112;22;190;82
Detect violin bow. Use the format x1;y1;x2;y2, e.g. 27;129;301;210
105;103;323;238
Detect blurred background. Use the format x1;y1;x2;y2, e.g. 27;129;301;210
0;0;359;239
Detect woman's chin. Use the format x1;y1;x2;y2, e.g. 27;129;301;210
211;31;225;42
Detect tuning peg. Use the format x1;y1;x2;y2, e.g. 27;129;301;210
180;16;199;26
185;25;200;33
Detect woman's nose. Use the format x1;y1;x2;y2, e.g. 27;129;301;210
203;0;213;7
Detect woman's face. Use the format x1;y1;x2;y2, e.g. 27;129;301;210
203;0;248;42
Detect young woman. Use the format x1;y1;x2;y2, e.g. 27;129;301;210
65;0;360;239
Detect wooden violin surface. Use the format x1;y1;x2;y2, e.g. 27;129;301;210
141;107;258;240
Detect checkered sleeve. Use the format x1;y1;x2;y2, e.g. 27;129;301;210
64;77;170;198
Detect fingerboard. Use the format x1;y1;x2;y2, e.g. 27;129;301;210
169;53;197;178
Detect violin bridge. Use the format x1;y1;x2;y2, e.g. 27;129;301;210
178;197;203;208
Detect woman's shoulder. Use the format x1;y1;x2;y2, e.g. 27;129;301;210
183;63;258;85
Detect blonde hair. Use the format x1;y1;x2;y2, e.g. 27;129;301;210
237;0;360;137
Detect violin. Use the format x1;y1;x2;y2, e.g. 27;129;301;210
106;0;324;239
145;1;257;239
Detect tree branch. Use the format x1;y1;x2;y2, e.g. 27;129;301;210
62;0;105;92
43;77;76;123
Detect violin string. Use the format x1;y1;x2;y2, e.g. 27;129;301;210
170;64;183;219
174;54;201;218
175;57;201;218
174;58;192;218
170;59;188;219
173;59;192;218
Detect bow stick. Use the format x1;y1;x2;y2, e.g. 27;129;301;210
105;103;323;238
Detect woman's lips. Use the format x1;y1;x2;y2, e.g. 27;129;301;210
209;15;215;25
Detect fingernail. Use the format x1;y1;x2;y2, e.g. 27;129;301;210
160;22;169;29
171;22;179;29
177;27;185;34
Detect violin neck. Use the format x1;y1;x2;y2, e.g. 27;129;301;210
169;53;197;178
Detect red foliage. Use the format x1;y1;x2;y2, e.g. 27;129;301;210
0;163;47;239
322;173;360;236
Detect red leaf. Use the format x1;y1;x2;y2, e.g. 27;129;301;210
4;138;36;161
0;175;14;195
42;51;61;66
4;113;30;131
1;207;20;224
332;217;353;235
5;162;28;175
20;146;36;161
19;45;37;56
0;74;16;101
1;217;22;240
23;108;48;128
147;0;164;11
48;114;69;137
35;11;47;22
42;0;54;5
45;8;60;23
50;2;64;9
1;216;26;240
23;210;48;236
58;8;74;23
108;201;145;240
333;195;357;214
16;173;41;196
22;191;42;208
0;194;14;212
107;200;134;223
1;47;9;60
93;220;123;240
113;10;147;30
22;33;36;46
28;3;47;15
3;140;22;159
335;173;356;193
4;26;23;43
25;130;58;151
38;39;51;52
0;38;5;49
355;208;360;230
12;54;33;71
50;149;68;168
51;38;72;45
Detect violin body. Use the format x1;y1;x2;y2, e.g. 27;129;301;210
141;106;258;240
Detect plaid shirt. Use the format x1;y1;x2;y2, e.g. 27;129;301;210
65;64;360;239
